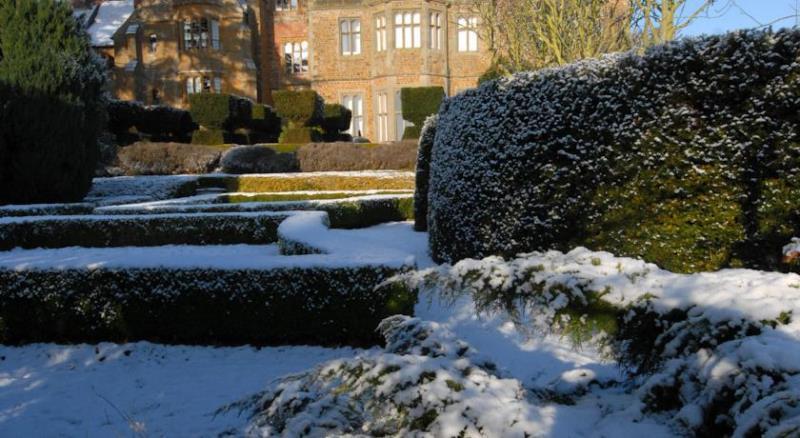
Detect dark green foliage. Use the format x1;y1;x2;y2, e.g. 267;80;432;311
272;89;324;127
428;29;800;272
414;115;437;231
278;126;321;144
401;87;445;140
138;105;194;141
107;99;144;136
220;145;299;174
324;197;413;229
321;103;352;141
249;104;282;143
191;128;226;146
0;0;106;204
0;213;287;250
188;93;251;131
0;266;416;346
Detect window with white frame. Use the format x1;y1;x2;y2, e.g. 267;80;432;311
429;12;442;50
185;75;221;97
342;94;364;137
457;17;479;52
340;19;361;56
377;92;389;142
284;41;308;75
276;0;297;11
183;18;220;50
375;15;387;52
394;11;421;49
394;90;405;141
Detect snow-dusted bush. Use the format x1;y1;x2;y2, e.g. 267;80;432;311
219;145;299;174
117;142;221;175
0;265;414;346
388;248;800;435
414;115;437;232
234;316;539;436
0;212;287;249
428;29;800;272
296;142;418;172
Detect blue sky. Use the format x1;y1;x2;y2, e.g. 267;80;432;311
682;0;799;36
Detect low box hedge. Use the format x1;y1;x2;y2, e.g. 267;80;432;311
0;203;94;218
0;213;288;249
0;265;416;346
198;173;416;193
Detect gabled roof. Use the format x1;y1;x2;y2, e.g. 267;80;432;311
84;0;135;47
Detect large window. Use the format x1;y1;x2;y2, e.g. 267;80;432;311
340;19;361;56
377;92;389;142
342;94;364;137
375;15;387;52
284;41;308;75
457;17;479;52
394;11;421;49
429;12;442;50
186;76;222;97
183;18;219;50
276;0;297;11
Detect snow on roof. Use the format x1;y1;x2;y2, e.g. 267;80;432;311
86;0;135;47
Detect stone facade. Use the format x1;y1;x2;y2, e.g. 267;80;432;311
102;0;491;141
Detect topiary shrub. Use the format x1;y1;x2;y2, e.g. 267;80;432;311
296;142;417;172
220;145;299;174
272;89;324;144
320;103;352;141
107;99;144;137
414;115;437;231
248;104;282;143
137;105;195;141
427;29;800;272
0;0;106;205
189;94;252;145
401;86;445;140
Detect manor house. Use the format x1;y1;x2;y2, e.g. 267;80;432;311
75;0;491;141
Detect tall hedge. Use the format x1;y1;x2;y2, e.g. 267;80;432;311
414;114;437;231
321;103;352;141
272;89;324;144
0;0;106;204
427;29;800;273
401;86;445;139
189;94;253;145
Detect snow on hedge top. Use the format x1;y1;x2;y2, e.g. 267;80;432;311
86;0;134;47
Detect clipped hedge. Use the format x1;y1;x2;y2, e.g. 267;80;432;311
428;29;800;272
414;115;437;231
272;89;324;126
296;142;417;172
321;103;352;141
108;100;194;143
220;145;299;174
249;104;282;143
200;173;415;193
0;213;287;249
117;142;222;175
0;265;416;346
401;86;445;139
278;126;320;144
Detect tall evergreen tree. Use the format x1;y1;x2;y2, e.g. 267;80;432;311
0;0;107;204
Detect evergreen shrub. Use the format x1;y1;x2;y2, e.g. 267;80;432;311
272;90;324;144
400;86;445;139
321;103;352;141
426;29;800;272
0;0;106;204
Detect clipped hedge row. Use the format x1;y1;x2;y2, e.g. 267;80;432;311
401;86;445;139
0;203;94;218
117;142;222;175
0;213;287;249
108;100;194;143
0;266;416;346
427;29;800;271
199;173;415;193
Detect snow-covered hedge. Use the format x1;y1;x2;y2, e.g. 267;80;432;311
414;115;437;232
0;212;287;249
0;266;415;346
388;248;800;435
0;203;94;218
232;316;537;436
428;29;800;272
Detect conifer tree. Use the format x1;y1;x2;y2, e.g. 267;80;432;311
0;0;107;204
